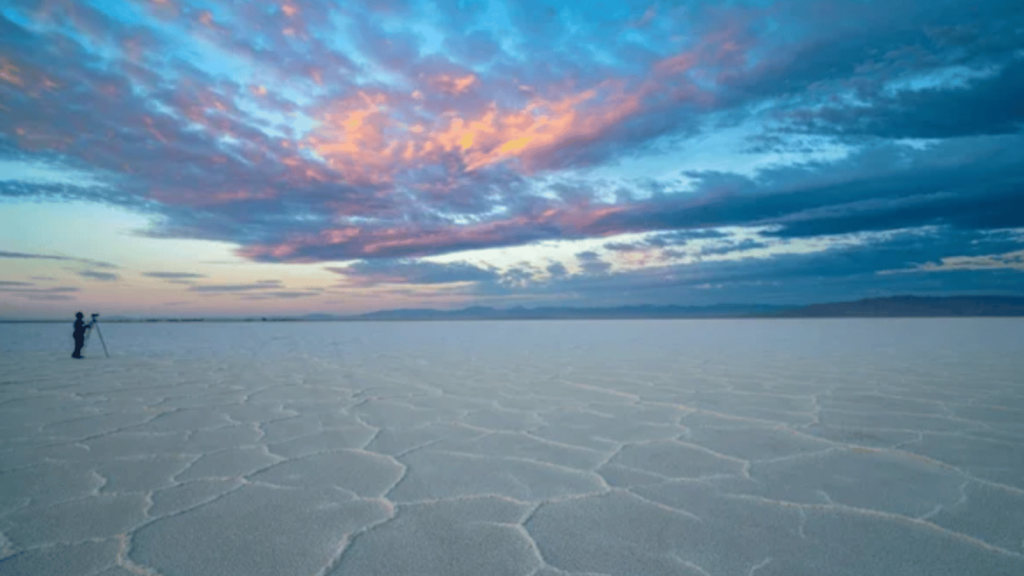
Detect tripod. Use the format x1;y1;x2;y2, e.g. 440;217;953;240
85;314;110;358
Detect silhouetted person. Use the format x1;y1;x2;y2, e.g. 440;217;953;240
72;312;94;359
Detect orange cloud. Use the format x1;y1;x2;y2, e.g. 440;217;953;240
430;73;477;95
303;78;662;184
305;91;400;184
0;58;25;87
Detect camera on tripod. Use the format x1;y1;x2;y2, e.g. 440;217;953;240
85;313;109;358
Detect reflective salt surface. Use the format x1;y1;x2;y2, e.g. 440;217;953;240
1;319;1022;575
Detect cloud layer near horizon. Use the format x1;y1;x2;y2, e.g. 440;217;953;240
2;0;1023;310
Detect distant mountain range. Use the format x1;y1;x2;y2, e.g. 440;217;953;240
5;295;1024;323
337;303;791;321
764;295;1024;318
315;295;1024;321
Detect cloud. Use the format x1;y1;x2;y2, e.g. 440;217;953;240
576;251;612;275
605;228;728;251
0;285;80;300
143;272;208;279
880;249;1024;274
78;269;120;281
539;227;1023;304
187;280;284;292
330;260;500;286
0;250;117;268
0;285;78;293
20;293;76;301
546;262;568;278
229;130;1024;263
785;52;1024;140
240;290;324;300
143;271;207;284
0;281;33;286
697;239;769;257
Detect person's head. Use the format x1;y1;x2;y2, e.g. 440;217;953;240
75;312;84;319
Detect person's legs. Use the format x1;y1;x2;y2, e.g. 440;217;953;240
72;336;84;358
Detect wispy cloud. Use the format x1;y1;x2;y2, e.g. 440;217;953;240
0;285;80;300
187;280;284;293
240;289;324;300
880;249;1024;274
78;269;120;281
0;250;117;269
143;272;208;279
328;260;499;287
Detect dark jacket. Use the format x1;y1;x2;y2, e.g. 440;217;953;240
73;319;87;339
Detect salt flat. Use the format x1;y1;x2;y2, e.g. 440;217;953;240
1;319;1023;576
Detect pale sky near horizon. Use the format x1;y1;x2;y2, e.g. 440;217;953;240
2;0;1023;319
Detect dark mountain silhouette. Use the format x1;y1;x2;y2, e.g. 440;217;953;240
340;304;794;321
332;296;1024;320
767;295;1024;318
5;295;1023;323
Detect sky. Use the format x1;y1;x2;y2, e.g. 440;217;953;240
1;0;1023;319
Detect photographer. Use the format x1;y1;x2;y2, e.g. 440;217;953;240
71;312;96;359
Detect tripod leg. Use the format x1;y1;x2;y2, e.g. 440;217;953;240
95;324;110;358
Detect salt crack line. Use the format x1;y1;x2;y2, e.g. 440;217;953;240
621;489;703;522
396;494;532;509
669;553;714;576
311;533;351;576
314;499;400;575
725;493;1023;558
753;447;843;465
412;448;611;481
114;533;164;576
748;556;774;576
